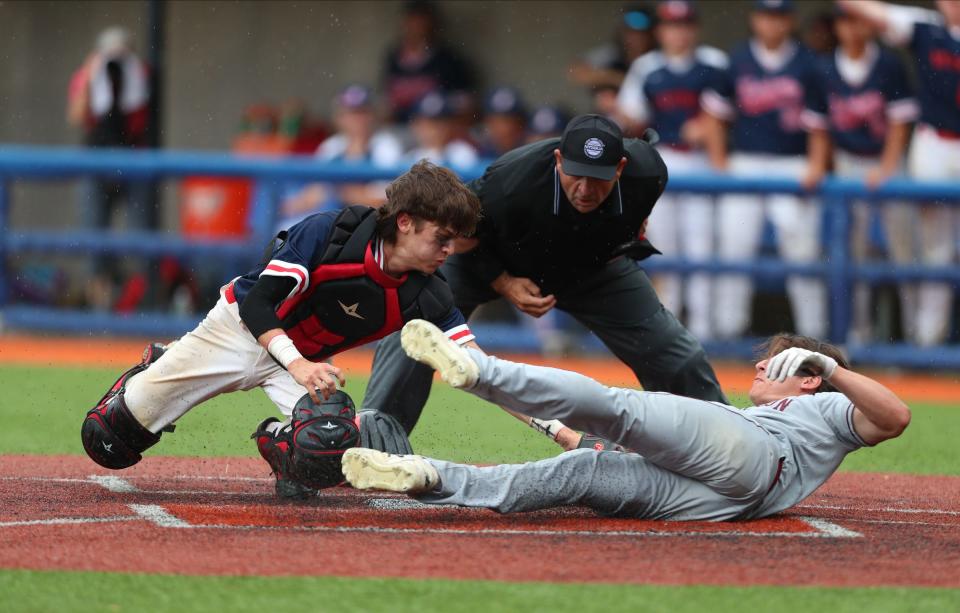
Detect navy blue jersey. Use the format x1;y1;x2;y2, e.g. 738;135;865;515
702;41;820;156
618;47;729;147
804;45;918;156
908;21;960;133
232;210;471;343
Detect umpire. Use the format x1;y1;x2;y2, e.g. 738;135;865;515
362;114;727;432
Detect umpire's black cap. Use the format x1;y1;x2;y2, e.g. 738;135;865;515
559;114;625;181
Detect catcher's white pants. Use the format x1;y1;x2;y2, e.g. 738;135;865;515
645;147;716;340
834;151;917;344
714;153;826;339
124;293;308;433
906;124;960;347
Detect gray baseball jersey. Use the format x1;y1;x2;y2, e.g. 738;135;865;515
415;350;869;521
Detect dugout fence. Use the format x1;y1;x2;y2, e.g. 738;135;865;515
1;145;959;369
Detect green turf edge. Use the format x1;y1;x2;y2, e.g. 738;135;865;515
2;364;958;474
0;569;958;613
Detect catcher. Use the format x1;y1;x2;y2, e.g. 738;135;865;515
81;161;482;498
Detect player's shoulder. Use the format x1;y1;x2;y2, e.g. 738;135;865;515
627;50;666;77
476;139;556;197
694;45;729;70
874;44;908;71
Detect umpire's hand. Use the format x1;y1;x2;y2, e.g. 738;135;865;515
492;272;556;317
288;360;345;402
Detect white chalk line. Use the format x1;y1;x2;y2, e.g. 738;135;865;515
797;503;960;516
0;516;140;528
127;504;191;528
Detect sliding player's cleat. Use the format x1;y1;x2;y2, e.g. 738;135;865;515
341;448;440;494
400;319;478;388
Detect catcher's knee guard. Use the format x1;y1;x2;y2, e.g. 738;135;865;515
82;393;161;469
81;342;169;470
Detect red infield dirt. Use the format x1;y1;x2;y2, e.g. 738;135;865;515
0;455;958;587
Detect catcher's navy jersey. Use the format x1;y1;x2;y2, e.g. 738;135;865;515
232;210;472;345
804;45;918;156
702;41;820;156
618;47;729;147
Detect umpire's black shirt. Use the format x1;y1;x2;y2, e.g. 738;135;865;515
461;137;668;296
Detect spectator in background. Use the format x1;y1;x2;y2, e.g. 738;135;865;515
277;84;403;231
591;84;623;124
701;0;828;340
838;0;960;347
804;10;839;55
569;4;658;91
527;106;570;142
383;1;477;123
616;0;728;341
477;87;528;158
803;5;918;344
67;26;155;312
405;91;479;169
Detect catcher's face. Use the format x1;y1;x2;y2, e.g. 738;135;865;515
394;213;457;274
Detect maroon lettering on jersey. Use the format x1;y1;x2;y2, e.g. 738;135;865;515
653;90;700;113
828;91;888;139
736;76;803;114
929;49;960;72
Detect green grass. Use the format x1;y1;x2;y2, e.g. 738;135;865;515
1;364;956;473
0;570;957;613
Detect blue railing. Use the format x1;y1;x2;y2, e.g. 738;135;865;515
1;145;959;369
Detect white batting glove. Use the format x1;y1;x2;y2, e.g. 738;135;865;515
765;347;838;382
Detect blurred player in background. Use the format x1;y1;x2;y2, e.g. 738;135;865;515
477;86;529;159
569;4;658;91
702;0;829;340
67;26;155;311
404;90;479;169
526;106;570;143
838;0;960;347
617;0;728;341
803;6;919;344
277;84;403;230
383;0;476;123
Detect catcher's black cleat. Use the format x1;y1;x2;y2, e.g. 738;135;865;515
252;418;318;500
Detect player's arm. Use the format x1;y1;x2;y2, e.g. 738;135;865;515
239;276;343;403
867;121;911;189
801;128;831;191
835;1;894;31
767;348;910;445
829;367;911;445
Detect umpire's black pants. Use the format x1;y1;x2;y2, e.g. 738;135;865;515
361;254;728;433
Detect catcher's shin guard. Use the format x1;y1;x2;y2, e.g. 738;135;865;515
81;342;170;469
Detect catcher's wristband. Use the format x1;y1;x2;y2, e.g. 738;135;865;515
529;418;565;441
267;334;304;369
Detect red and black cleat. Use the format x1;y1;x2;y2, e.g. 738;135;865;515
251;418;317;500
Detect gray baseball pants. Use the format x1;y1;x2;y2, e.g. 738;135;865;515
415;349;783;521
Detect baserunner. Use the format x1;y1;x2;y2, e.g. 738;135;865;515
342;319;910;521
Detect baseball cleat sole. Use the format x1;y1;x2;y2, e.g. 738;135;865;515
400;319;478;388
341;448;439;494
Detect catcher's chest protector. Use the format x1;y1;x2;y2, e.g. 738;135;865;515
276;207;429;361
